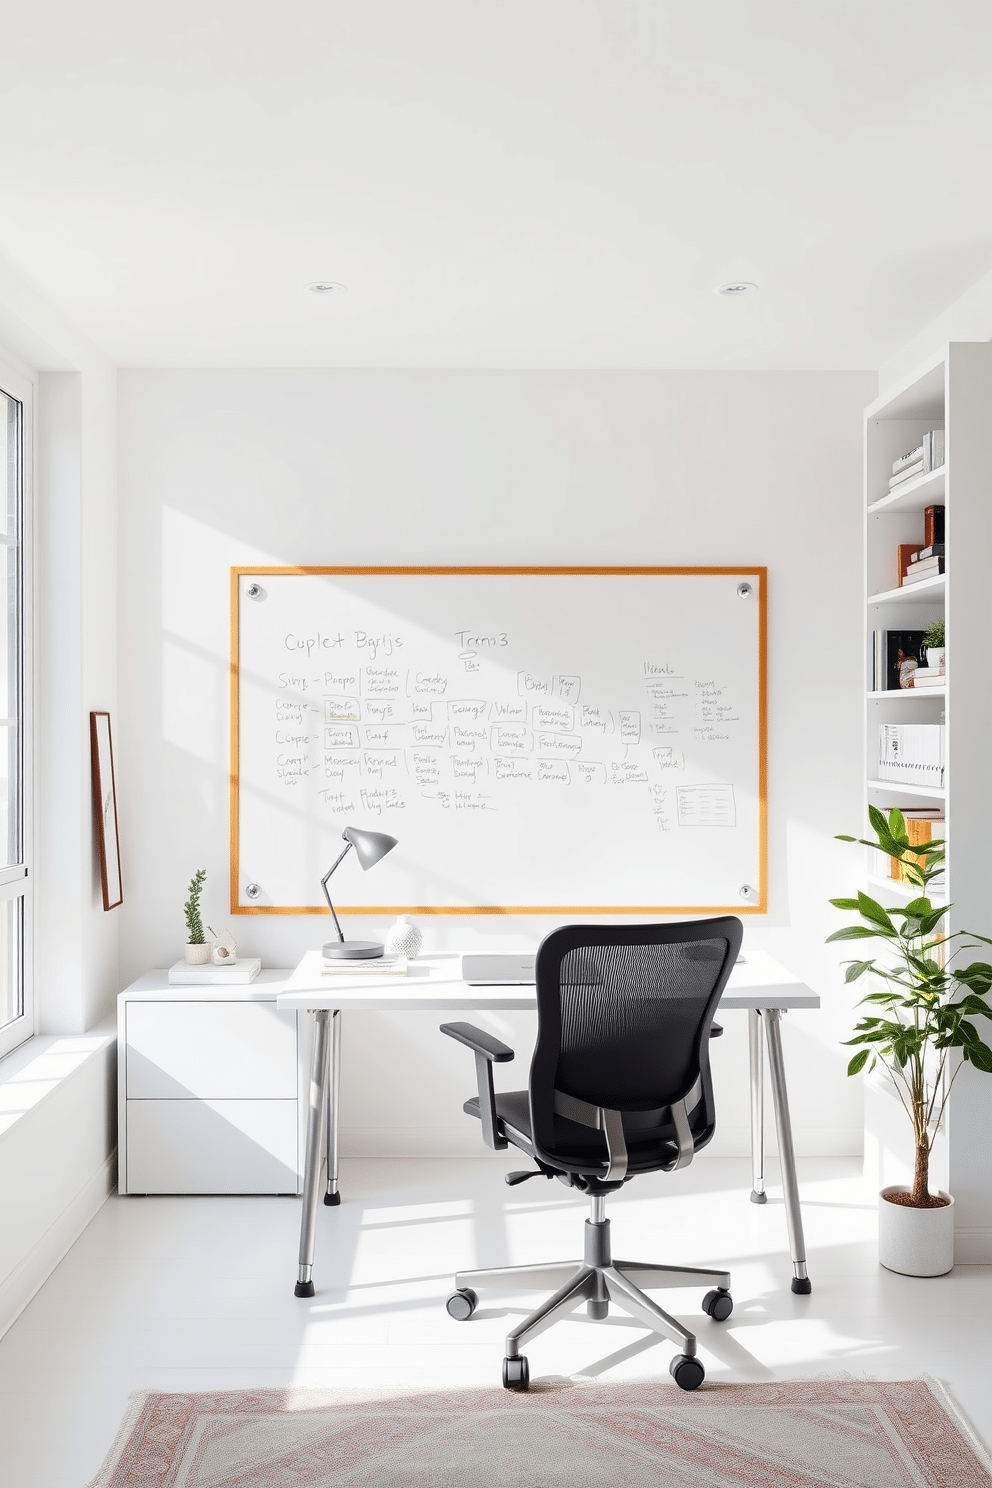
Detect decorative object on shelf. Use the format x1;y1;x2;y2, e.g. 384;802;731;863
924;503;945;548
384;914;423;959
829;805;992;1275
90;711;123;911
321;826;399;960
184;869;211;964
872;629;928;691
209;926;238;964
923;618;946;674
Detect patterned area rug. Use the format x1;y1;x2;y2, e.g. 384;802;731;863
88;1378;992;1488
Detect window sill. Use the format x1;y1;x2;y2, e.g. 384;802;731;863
0;1021;115;1139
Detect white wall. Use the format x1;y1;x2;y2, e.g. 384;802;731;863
0;253;119;1337
117;368;875;1158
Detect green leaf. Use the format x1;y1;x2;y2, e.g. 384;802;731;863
827;926;888;942
867;804;889;838
888;807;907;840
969;1043;992;1073
856;893;897;934
835;834;857;843
847;1049;870;1076
844;960;872;983
902;898;932;917
829;897;861;911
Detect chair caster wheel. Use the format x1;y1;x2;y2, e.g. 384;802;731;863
669;1353;705;1391
503;1356;530;1391
445;1287;478;1321
702;1288;733;1321
294;1281;315;1298
791;1276;812;1295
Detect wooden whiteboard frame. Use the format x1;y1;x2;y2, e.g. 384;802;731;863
230;566;767;916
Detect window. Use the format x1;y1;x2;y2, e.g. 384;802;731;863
0;358;30;1059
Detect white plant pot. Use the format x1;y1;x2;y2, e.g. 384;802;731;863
184;942;211;965
878;1186;954;1276
925;646;946;672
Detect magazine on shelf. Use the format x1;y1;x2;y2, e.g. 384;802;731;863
877;723;945;785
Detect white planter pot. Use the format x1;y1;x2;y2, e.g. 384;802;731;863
184;942;211;965
878;1186;954;1276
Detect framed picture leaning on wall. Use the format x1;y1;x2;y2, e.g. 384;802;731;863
90;710;123;910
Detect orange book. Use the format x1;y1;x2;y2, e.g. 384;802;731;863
896;543;919;585
890;816;944;882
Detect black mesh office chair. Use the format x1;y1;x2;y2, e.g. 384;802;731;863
441;917;743;1391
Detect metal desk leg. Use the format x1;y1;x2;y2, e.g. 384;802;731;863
324;1009;342;1206
763;1007;812;1294
295;1008;330;1297
748;1007;767;1204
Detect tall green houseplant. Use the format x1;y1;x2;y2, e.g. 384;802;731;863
184;869;207;946
829;806;992;1207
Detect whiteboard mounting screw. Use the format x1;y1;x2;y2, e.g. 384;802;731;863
245;882;262;900
737;583;752;599
739;884;755;900
245;584;265;600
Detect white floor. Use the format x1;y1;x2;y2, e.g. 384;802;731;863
1;1157;990;1487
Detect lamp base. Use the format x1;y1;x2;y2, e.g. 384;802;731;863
322;940;385;960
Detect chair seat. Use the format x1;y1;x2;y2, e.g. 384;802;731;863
463;1090;694;1175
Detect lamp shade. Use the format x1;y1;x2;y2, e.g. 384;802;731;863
342;826;398;872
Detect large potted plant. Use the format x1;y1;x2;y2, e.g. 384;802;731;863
829;806;992;1275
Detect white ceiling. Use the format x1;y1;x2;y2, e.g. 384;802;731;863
2;1;992;369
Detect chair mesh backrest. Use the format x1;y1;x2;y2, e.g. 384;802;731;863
530;920;743;1132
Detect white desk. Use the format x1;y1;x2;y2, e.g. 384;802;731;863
278;949;819;1298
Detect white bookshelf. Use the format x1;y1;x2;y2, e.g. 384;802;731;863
862;342;992;1225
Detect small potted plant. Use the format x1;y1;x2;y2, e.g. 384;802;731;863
829;806;992;1275
923;618;945;673
184;869;211;964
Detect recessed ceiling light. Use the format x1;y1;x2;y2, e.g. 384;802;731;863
715;282;758;297
306;281;348;295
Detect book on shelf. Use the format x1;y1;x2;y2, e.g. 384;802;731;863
889;814;945;883
320;954;409;977
889;431;944;477
872;629;928;691
924;504;945;547
923;428;946;473
877;722;945;785
911;672;946;689
168;957;262;984
892;444;924;474
911;543;945;562
896;543;918;584
902;557;945;585
889;461;924;489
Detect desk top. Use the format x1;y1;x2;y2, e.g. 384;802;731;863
276;949;819;1012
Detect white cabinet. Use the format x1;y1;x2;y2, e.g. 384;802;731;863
118;971;304;1195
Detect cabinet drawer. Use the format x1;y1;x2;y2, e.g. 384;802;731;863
125;1099;299;1193
126;1001;297;1099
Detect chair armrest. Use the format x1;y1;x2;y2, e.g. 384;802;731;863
440;1022;515;1062
440;1022;514;1151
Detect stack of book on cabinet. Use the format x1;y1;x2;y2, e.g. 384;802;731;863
877;723;945;786
888;809;945;883
888;430;945;490
168;958;262;984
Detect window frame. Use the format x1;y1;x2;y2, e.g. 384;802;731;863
0;352;33;1061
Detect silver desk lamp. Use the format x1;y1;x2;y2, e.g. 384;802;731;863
321;826;398;959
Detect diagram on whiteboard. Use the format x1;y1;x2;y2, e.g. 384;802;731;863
232;568;766;914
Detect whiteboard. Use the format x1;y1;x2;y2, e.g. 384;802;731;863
231;568;766;915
